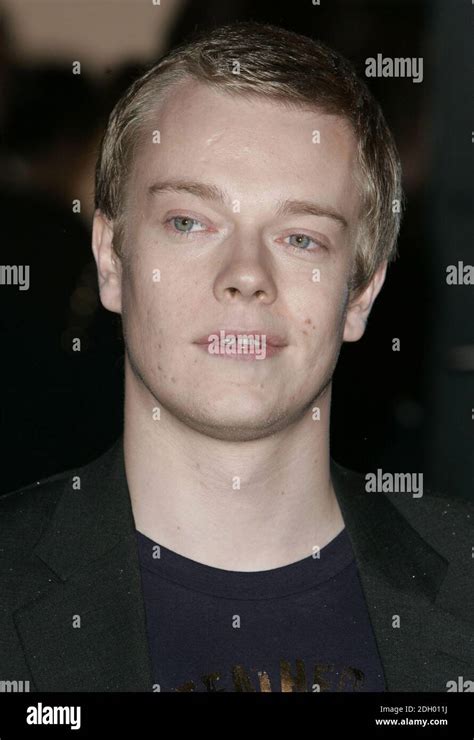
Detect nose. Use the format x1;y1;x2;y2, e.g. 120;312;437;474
213;249;278;305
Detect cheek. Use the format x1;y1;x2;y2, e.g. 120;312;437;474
122;267;194;355
300;315;317;340
294;283;348;362
120;262;159;345
295;277;347;329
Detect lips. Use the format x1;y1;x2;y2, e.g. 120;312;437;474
194;329;288;347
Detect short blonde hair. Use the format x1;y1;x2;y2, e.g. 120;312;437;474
95;21;403;294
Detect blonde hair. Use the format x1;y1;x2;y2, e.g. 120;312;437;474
95;21;403;294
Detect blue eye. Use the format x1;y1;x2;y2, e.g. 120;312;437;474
167;216;207;235
284;234;319;250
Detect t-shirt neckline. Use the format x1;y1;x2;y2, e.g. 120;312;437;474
135;526;355;600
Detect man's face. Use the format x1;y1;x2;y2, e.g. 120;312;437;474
95;80;384;441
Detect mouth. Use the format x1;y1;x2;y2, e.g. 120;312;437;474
193;329;288;361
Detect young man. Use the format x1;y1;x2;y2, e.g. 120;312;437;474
1;22;472;694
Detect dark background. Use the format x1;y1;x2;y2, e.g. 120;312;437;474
0;0;472;500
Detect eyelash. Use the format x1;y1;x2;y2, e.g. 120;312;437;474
163;215;325;252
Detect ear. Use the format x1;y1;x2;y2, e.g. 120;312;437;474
91;209;122;315
343;261;387;342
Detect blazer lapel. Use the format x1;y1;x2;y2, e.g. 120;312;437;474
330;460;474;691
13;437;154;691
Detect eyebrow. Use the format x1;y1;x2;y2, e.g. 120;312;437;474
147;179;349;229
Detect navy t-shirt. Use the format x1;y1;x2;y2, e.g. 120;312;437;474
136;526;387;692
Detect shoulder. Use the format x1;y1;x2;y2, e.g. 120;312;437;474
0;455;101;552
334;459;473;562
383;486;474;561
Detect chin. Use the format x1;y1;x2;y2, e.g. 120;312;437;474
168;399;292;441
183;418;289;443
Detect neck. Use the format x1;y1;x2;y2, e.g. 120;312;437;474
123;361;344;572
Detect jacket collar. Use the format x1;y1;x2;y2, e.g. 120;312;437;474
13;436;472;691
330;460;448;601
330;460;474;690
15;436;154;691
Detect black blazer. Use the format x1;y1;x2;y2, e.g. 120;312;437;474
1;436;473;692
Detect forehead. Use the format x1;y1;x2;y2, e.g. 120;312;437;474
129;79;360;220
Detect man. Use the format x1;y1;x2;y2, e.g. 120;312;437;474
1;22;472;693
